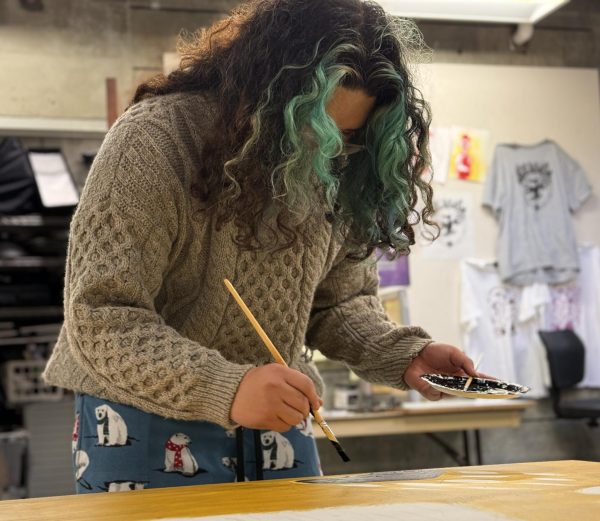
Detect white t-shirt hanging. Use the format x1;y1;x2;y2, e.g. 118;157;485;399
516;283;551;397
460;259;518;384
461;260;550;397
483;140;592;286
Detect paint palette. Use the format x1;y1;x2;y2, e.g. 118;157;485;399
421;374;530;399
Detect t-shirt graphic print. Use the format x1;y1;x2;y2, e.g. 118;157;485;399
483;140;592;286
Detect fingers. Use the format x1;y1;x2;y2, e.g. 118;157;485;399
270;418;293;433
406;372;443;401
281;385;311;418
276;403;305;431
449;348;478;377
421;385;443;401
477;372;499;380
283;368;322;411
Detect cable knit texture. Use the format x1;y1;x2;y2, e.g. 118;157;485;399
43;92;433;429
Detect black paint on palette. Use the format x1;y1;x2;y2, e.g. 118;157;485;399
422;374;529;395
296;469;442;484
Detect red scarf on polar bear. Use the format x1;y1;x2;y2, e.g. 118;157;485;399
165;439;187;469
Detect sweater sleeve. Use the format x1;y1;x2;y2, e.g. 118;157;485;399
305;253;433;389
63;121;252;428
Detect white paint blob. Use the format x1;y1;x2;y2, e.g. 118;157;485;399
444;479;503;484
535;477;574;482
577;486;600;495
460;474;511;478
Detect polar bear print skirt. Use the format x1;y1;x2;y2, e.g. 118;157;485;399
73;394;322;493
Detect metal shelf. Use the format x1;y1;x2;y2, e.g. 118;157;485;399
0;257;65;270
0;334;58;347
0;307;63;320
0;215;71;230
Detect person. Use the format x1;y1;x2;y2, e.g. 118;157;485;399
43;0;479;493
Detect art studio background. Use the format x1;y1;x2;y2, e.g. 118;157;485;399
0;0;599;501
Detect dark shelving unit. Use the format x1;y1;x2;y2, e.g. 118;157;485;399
0;213;68;431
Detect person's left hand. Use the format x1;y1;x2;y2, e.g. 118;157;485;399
404;342;481;401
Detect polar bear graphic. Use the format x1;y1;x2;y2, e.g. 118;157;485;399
106;481;147;492
295;418;314;438
95;404;128;446
74;450;89;480
261;431;294;470
74;450;92;490
164;433;199;476
221;457;249;482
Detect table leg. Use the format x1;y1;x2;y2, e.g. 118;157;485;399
425;432;469;466
474;429;483;465
462;430;472;466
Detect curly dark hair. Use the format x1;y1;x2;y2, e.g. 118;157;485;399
133;0;436;258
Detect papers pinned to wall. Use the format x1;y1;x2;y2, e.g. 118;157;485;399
421;193;475;260
427;126;452;185
448;127;489;183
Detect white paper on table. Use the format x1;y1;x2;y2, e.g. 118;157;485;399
154;503;518;521
28;151;79;207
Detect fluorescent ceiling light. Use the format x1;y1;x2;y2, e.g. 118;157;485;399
377;0;570;24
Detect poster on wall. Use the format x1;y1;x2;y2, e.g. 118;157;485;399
427;126;452;184
421;193;475;260
377;252;410;287
448;127;489;183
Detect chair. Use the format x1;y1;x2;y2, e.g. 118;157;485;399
538;330;600;427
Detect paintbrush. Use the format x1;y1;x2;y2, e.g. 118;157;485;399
224;278;350;463
463;353;484;392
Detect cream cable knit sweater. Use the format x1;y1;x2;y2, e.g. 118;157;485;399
43;92;433;429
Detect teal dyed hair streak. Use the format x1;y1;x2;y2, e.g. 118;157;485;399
200;1;434;257
267;34;429;255
276;43;362;213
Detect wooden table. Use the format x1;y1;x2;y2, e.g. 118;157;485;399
314;398;534;465
1;460;598;520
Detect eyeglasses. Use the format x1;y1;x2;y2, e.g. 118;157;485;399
341;129;366;156
343;143;366;155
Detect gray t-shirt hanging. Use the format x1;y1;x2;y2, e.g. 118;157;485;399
483;140;592;286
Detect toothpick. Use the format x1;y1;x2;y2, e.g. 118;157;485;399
463;353;484;392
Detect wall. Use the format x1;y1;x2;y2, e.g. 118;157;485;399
407;63;600;348
0;0;237;119
1;0;598;124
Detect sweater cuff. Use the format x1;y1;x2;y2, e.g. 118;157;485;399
371;335;434;391
188;356;254;429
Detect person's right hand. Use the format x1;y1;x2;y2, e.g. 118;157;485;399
230;363;323;432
